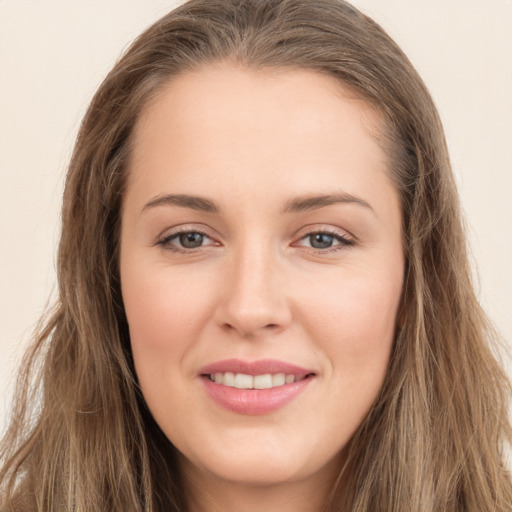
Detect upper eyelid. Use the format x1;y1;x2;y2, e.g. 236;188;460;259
157;224;216;240
293;224;356;242
155;230;219;253
153;229;214;251
294;232;354;249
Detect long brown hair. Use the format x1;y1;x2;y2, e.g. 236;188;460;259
1;1;510;510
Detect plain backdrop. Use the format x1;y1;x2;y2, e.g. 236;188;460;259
1;0;511;430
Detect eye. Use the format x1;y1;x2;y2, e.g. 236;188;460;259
156;229;217;252
296;229;355;252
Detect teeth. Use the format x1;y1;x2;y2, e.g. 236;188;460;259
272;373;286;386
208;372;300;389
234;373;253;389
223;372;235;387
254;374;272;389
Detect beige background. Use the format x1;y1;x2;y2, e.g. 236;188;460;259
1;0;511;430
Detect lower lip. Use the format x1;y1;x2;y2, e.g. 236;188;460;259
202;376;314;415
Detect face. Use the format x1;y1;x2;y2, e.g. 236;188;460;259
120;64;404;497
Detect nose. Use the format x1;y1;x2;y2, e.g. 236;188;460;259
214;244;292;338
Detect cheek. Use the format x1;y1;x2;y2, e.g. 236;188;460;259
304;268;402;428
121;262;218;394
123;264;212;342
121;263;219;434
299;264;402;375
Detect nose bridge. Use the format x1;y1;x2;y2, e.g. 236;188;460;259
217;235;291;336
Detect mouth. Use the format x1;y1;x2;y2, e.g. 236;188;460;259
203;371;314;389
199;359;316;415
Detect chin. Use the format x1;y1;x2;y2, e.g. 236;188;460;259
178;429;344;490
190;453;309;487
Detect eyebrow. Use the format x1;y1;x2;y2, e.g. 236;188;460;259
141;191;373;216
282;192;374;214
142;194;219;214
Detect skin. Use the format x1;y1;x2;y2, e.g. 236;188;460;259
120;63;405;512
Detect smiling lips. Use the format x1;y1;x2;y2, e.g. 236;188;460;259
200;359;315;415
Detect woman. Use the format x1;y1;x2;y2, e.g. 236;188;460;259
1;0;510;510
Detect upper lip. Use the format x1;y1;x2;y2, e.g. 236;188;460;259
199;358;314;378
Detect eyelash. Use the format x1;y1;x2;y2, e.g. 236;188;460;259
155;227;355;254
296;228;355;254
156;228;215;254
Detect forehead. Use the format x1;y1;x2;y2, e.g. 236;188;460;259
125;63;393;215
132;63;382;148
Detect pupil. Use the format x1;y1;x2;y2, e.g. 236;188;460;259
180;232;204;248
310;233;333;249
